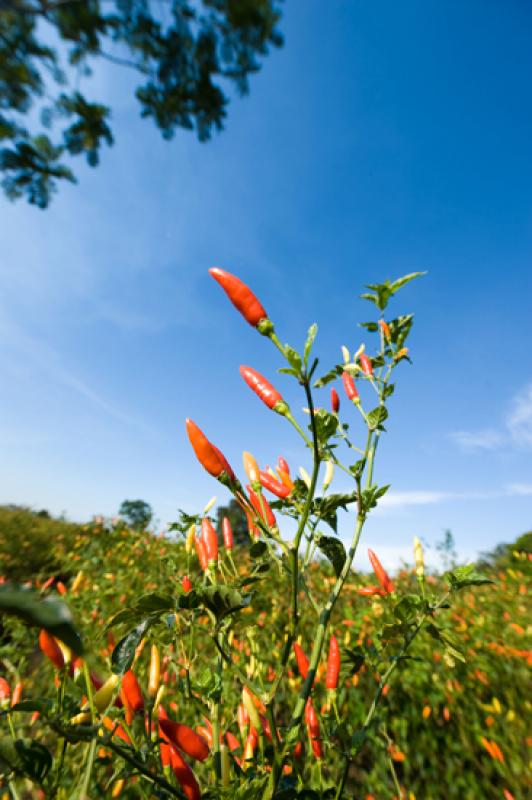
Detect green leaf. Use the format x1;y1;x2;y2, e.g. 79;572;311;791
284;345;302;373
198;586;250;621
367;406;388;430
303;323;318;366
111;618;152;675
359;321;379;332
390;271;426;293
445;565;494;591
317;535;346;577
0;584;83;654
312;409;338;444
313;492;357;532
343;646;365;677
359;484;390;513
0;738;52;782
249;541;268;559
393;594;421;623
314;365;342;388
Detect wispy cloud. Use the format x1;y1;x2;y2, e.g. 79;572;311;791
376;483;531;513
0;313;158;437
507;384;532;447
449;428;505;451
450;383;532;452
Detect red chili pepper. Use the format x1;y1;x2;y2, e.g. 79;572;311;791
325;635;340;690
182;575;193;594
169;745;202;800
342;371;359;402
258;470;291;498
209;267;268;329
359;353;373;376
368;549;395;594
219;517;233;550
56;581;67;596
196;725;213;749
11;682;23;707
160;731;172;769
159;718;210;762
240;366;287;413
245;510;260;541
0;678;10;708
185;419;234;481
195;536;208;572
121;670;144;716
277;456;290;476
293;642;309;679
225;731;241;752
39;630;65;670
247;486;277;528
201;518;218;564
330;387;340;413
305;698;323;759
244;725;259;761
357;585;387;597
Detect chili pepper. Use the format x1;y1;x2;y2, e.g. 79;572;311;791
240;366;288;414
185;419;234;482
305;698;323;758
93;674;120;714
413;536;425;579
202;495;216;514
209;267;268;329
357;585;387;597
243;725;259;765
242;687;261;732
259;470;291;498
222;517;234;550
15;692;28;727
247;486;277;528
182;575;193;593
368;549;395;594
148;644;160;698
299;467;311;489
169;744;202;800
243;451;260;483
159;718;210;762
71;570;84;593
196;725;213;748
293;642;309;679
237;702;249;739
245;510;260;541
378;319;391;340
225;731;241;752
111;778;125;798
342;371;359;402
39;630;64;670
160;732;172;769
185;524;196;553
330;387;340;413
121;670;144;716
359;353;373;376
0;678;10;709
201;517;218;564
395;347;409;362
56;580;67;596
102;716;131;744
195;535;208;572
277;456;290;476
322;460;334;491
326;635;340;690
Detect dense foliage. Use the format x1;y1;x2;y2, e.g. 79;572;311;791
0;510;530;798
0;0;283;207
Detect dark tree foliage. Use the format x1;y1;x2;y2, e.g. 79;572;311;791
118;498;153;530
215;497;249;546
0;0;284;207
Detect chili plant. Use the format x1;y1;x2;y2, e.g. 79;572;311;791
0;269;495;800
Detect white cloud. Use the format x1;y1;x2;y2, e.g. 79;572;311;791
379;490;451;509
450;428;504;451
507;384;532;447
506;482;532;496
450;382;532;452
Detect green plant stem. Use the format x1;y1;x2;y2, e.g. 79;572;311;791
105;740;183;798
212;636;223;785
78;737;96;800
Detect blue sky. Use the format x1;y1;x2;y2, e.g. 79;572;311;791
1;0;531;570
